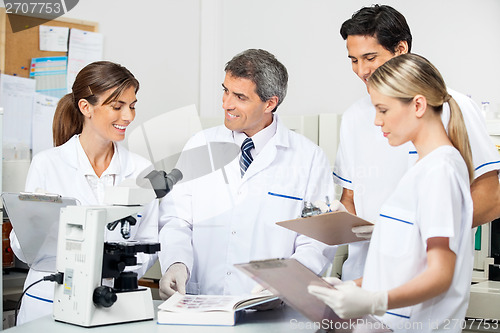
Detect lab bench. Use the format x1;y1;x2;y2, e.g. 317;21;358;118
6;302;320;333
2;300;498;333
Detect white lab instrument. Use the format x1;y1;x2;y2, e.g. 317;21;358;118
467;219;500;320
52;205;158;327
465;121;500;321
53;169;182;327
467;280;500;320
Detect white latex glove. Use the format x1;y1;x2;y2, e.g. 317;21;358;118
330;200;347;212
308;283;387;319
352;225;375;240
313;200;330;213
323;276;356;287
159;262;189;300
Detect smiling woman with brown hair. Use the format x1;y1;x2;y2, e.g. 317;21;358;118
10;61;159;325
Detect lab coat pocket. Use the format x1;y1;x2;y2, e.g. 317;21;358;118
377;206;415;257
265;189;304;221
384;305;413;328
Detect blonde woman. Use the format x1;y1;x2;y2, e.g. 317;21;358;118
309;54;473;332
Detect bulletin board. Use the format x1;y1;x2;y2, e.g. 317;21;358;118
0;8;98;78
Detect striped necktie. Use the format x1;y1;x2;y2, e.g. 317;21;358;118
240;137;254;177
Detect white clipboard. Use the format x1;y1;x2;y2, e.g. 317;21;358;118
2;192;78;272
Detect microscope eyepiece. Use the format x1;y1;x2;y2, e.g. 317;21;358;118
145;168;183;198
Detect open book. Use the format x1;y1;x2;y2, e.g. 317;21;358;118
157;292;278;326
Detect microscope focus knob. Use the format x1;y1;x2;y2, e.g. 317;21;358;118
117;261;127;272
93;286;117;308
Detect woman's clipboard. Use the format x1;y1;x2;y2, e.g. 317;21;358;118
235;258;392;332
276;211;373;245
2;192;78;272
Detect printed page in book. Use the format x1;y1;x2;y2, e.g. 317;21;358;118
157;292;278;326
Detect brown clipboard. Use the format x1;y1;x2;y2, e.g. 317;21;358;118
235;258;392;332
236;258;338;323
276;211;373;246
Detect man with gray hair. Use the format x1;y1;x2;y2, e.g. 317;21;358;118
158;49;336;298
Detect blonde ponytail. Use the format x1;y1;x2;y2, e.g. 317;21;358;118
447;96;474;183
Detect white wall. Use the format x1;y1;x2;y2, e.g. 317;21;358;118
213;0;500;117
5;0;500;125
58;0;202;132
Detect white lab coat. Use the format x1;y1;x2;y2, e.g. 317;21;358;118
334;89;500;280
9;135;159;325
159;115;336;295
363;146;473;332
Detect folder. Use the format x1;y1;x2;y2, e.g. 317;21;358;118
276;211;373;246
2;192;78;272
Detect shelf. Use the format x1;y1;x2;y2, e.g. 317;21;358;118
3;270;26;299
2;270;27;281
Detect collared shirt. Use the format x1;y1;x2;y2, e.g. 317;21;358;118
75;136;121;204
233;115;278;158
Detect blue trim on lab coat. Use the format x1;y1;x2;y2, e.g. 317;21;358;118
380;214;414;225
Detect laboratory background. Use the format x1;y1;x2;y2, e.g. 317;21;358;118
60;0;500;125
0;0;500;331
2;0;499;143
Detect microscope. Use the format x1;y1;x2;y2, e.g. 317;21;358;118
52;169;182;327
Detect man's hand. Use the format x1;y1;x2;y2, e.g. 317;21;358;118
330;200;348;212
313;200;331;213
159;262;189;300
308;283;387;319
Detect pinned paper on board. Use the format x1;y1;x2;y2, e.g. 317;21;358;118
32;93;59;156
29;56;68;99
0;74;36;151
39;25;69;52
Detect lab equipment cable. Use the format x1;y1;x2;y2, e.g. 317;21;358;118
14;272;64;326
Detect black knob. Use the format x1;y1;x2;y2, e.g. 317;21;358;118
117;261;126;272
93;286;117;308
